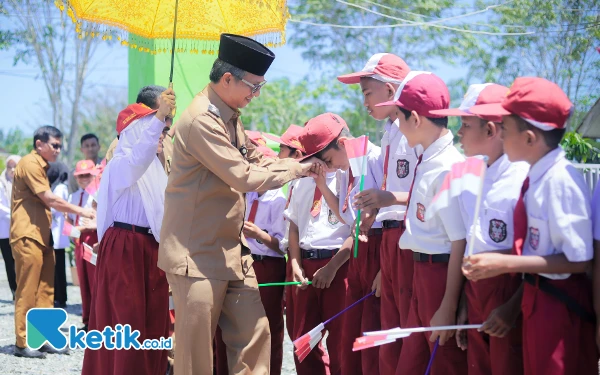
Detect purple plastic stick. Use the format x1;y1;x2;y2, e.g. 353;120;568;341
323;290;375;326
424;338;440;375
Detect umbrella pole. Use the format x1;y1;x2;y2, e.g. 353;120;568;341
167;0;179;118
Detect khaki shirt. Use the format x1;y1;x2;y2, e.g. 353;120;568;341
10;151;52;247
158;86;304;280
158;133;174;176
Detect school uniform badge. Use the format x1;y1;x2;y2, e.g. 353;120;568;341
529;227;540;250
328;209;340;225
416;203;426;222
489;219;507;243
396;159;409;178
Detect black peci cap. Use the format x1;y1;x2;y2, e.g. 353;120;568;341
218;33;275;76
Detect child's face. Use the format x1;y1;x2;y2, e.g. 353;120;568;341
359;79;396;121
318;141;350;171
500;116;529;162
397;108;420;148
457;116;489;157
76;174;93;189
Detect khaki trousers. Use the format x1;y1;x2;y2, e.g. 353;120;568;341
12;238;55;348
167;262;271;375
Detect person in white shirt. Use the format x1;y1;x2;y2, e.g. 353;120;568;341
375;71;468;375
286;113;352;375
81;88;175;375
431;83;527;375
338;53;415;375
0;154;20;300
66;159;99;331
47;161;70;308
592;184;600;353
464;77;597;374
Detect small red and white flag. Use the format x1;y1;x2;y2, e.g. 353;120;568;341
425;156;487;221
82;243;97;265
293;323;324;362
62;222;81;239
344;135;369;176
85;176;100;201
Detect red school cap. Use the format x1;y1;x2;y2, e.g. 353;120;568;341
469;77;573;130
263;124;306;153
337;53;411;85
299;113;348;159
429;83;509;122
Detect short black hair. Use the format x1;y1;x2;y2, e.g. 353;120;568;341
33;125;62;149
315;128;352;160
512;115;566;149
209;58;246;83
80;133;99;146
398;107;448;128
136;85;167;109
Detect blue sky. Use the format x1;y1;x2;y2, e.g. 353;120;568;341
0;30;465;134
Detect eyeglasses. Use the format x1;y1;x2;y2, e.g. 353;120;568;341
49;143;62;150
240;78;267;94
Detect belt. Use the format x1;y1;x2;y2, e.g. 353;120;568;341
523;273;595;323
113;222;153;236
301;249;339;260
382;220;403;229
368;228;383;236
413;252;450;263
252;254;284;261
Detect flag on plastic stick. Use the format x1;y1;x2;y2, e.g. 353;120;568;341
294;290;375;362
62;222;81;239
82;243;97;265
85;175;101;201
344;135;369;176
425;156;487;222
353;324;482;351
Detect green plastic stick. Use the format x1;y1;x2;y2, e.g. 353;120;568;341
258;281;313;287
354;135;370;259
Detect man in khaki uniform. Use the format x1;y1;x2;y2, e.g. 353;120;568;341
11;125;95;358
158;34;320;375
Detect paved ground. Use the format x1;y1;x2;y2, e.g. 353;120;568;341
0;255;298;374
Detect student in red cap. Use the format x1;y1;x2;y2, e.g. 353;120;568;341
593;184;600;353
464;77;597;375
430;83;527;375
338;53;414;375
305;119;384;375
366;71;468;375
67;159;100;332
286;113;352;375
82;88;175;375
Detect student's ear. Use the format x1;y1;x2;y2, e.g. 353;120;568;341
412;111;421;128
294;150;304;159
487;121;498;138
525;129;537;146
385;83;396;100
337;136;350;148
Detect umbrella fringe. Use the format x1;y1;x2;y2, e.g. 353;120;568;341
55;0;287;54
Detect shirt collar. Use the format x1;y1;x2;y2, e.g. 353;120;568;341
205;85;239;124
528;146;565;184
422;130;454;163
31;150;49;170
486;154;511;183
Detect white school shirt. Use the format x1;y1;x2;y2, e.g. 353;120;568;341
460;155;529;255
399;131;466;254
51;183;71;249
245;189;287;258
593;184;600;241
67;188;95;223
0;178;10;239
338;141;383;229
284;173;351;249
377;119;421;222
523;147;593;280
108;116;165;229
279;179;299;252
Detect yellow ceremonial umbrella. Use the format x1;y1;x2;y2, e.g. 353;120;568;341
56;0;289;87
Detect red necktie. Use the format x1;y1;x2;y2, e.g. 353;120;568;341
74;191;85;226
404;155;423;222
310;187;323;217
285;186;294;209
512;177;530;255
342;169;354;213
247;199;259;223
381;145;390;190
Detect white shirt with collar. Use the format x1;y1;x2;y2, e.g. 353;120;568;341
460;154;529;254
338;141;383;228
377;119;421;222
68;188;95;223
245;189;287;258
279;179;300;252
399;130;466;254
523;147;593;280
284;173;351;250
593;184;600;241
52;183;71;249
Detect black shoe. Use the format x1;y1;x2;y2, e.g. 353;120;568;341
14;346;46;359
54;301;67;308
39;344;70;355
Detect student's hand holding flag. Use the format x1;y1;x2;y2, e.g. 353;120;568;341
357;208;377;243
354;189;408;211
480;283;523;338
291;262;310;290
455;291;468;351
92;243;99;254
429;303;458;345
371;270;382;297
312;264;337;289
78;207;96;220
